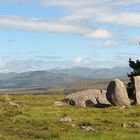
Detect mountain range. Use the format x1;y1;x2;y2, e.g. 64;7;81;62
0;67;131;89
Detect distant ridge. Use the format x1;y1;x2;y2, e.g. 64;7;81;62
0;67;131;89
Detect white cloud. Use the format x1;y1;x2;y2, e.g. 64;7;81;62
61;9;140;28
0;58;72;72
84;29;113;39
104;40;114;48
0;16;113;40
88;40;114;48
5;0;140;5
42;0;140;9
0;61;7;72
2;0;140;42
0;16;91;35
94;12;140;27
125;36;140;46
73;57;90;66
53;1;140;27
73;57;83;65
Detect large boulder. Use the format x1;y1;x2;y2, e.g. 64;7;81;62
64;89;111;108
106;79;130;107
134;76;140;105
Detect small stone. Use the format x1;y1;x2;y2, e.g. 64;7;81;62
71;123;76;127
9;101;20;108
81;126;96;132
106;127;112;131
132;123;140;129
121;122;128;128
60;128;64;131
54;101;65;107
81;126;86;129
59;116;72;123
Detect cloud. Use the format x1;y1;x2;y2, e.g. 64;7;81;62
61;9;140;28
1;0;140;43
42;0;140;9
84;29;113;39
0;61;7;72
0;16;112;40
0;16;91;35
104;40;114;47
73;57;90;66
125;36;140;46
0;59;71;72
54;1;140;27
88;40;114;48
73;57;83;65
5;0;140;6
94;12;140;27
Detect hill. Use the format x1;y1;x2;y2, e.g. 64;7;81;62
0;67;130;89
0;71;82;89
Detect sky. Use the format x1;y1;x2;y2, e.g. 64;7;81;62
0;0;140;72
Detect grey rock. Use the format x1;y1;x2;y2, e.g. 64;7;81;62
60;128;64;131
132;123;140;129
64;89;111;108
106;79;130;107
53;101;66;107
81;126;96;132
71;123;76;127
134;76;140;105
9;101;20;108
121;122;128;128
59;116;72;123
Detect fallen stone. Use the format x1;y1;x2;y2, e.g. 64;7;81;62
64;89;111;108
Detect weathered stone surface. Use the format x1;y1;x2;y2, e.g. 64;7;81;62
64;89;111;108
59;116;72;123
8;101;20;108
134;76;140;105
53;101;66;107
106;79;130;107
121;122;128;128
81;126;96;132
132;123;140;129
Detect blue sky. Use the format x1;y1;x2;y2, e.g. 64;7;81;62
0;0;140;72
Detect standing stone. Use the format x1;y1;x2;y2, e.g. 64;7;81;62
106;79;130;107
134;76;140;105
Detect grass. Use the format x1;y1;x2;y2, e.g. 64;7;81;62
0;94;140;140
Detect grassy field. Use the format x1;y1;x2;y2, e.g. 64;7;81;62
0;94;140;140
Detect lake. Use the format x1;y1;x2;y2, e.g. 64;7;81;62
0;89;11;92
